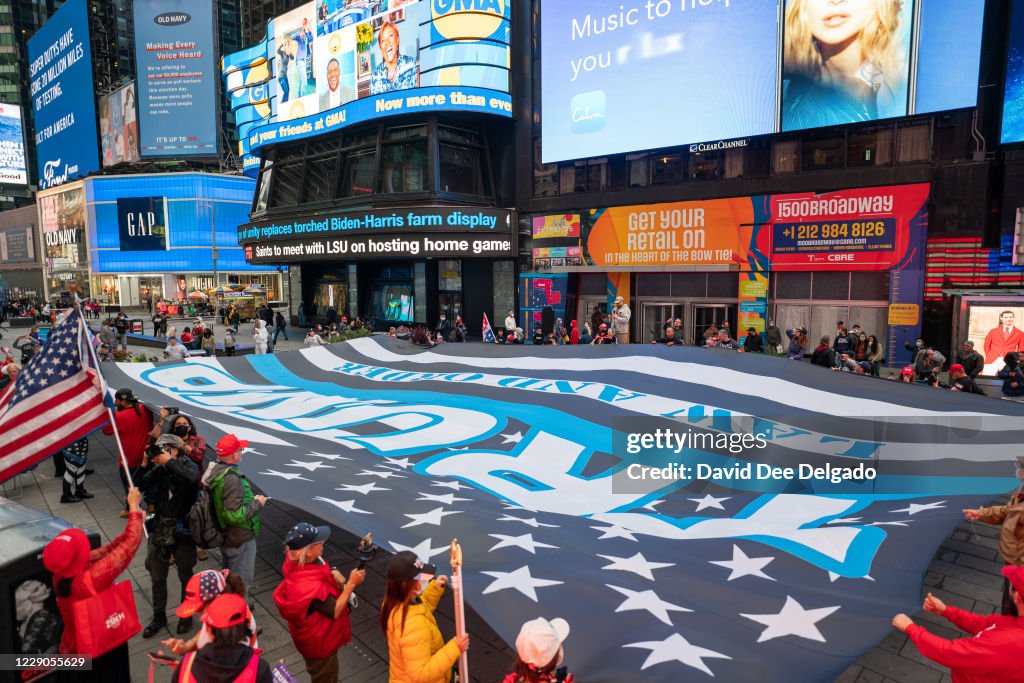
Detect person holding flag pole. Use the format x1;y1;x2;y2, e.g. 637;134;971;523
450;539;469;683
482;314;498;344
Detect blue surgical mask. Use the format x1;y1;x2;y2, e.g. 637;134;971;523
915;341;922;347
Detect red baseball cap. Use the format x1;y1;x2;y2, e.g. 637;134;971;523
216;434;249;457
949;364;965;373
201;593;249;629
42;528;91;578
177;569;228;618
1003;566;1024;596
901;366;914;377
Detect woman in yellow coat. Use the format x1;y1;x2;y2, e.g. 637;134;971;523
380;551;469;683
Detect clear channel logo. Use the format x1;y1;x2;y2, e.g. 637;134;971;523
570;91;606;134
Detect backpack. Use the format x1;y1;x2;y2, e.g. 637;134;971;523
188;482;225;550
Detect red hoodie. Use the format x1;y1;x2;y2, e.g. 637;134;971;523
102;404;154;468
272;558;351;659
905;606;1024;682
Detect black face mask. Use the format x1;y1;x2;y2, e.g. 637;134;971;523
173;424;190;437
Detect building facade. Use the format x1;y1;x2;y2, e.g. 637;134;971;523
37;173;281;307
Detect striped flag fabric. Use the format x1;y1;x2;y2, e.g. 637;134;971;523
103;338;1024;682
0;308;109;482
482;313;497;343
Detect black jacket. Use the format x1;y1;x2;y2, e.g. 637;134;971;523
140;455;199;521
274;312;286;328
810;346;835;368
743;335;763;353
258;307;274;326
959;350;984;379
171;645;272;683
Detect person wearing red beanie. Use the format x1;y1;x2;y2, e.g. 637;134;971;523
42;487;144;683
893;565;1024;682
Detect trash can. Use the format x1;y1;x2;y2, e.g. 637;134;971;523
0;497;99;683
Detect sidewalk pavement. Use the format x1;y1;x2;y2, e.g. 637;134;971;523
8;433;515;683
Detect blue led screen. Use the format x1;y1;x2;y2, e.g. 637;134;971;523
86;174;275;273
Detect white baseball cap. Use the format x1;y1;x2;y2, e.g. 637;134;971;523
515;617;570;667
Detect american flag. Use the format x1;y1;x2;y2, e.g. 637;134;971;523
103;339;1024;682
0;308;109;482
481;313;497;343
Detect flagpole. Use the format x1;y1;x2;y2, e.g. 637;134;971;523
77;305;139;504
450;538;468;683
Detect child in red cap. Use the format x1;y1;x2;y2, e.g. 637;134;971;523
172;594;270;683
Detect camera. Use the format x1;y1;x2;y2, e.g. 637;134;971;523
145;444;164;458
164;406;179;415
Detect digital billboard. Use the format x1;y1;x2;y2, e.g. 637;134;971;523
133;0;219;157
965;305;1024;376
223;0;511;171
541;0;987;163
0;226;36;264
27;0;100;190
39;184;87;275
100;82;140;167
1003;0;1024;144
0;104;28;185
116;196;168;251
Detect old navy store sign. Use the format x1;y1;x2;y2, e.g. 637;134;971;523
243;86;512;157
238;206;513;243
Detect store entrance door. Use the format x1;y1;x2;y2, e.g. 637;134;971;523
693;304;735;345
640;303;685;343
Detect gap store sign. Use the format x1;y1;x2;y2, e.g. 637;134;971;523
116;196;168;251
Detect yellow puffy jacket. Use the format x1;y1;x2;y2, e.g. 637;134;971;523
386;580;461;683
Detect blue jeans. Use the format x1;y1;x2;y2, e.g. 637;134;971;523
221;538;257;590
273;326;288;342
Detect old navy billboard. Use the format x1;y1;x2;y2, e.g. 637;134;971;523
27;0;100;190
133;0;219;157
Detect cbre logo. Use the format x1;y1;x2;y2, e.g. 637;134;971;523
155;12;191;25
432;0;505;42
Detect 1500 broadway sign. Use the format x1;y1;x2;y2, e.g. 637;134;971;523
239;206;513;242
245;233;513;262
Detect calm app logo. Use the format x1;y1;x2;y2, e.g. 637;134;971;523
570;91;606;134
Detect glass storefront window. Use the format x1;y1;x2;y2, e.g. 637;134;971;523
339;150;375;197
849;126;894;167
302;155;337;204
440;144;483;195
493;261;514;322
438;260;461;291
378;140;427;193
270;161;303;207
651;154;683;185
414;262;426;323
801;133;845;171
254;161;272;213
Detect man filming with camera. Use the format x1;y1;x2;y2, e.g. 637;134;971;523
139;433;199;639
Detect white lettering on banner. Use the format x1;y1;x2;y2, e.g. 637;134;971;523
126;362;496;453
775;195;895;220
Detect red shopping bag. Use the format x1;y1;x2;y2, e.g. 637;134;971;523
70;575;142;657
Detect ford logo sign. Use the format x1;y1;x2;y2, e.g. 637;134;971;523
155;12;190;25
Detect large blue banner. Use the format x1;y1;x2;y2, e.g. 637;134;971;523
105;339;1024;682
27;0;100;190
133;0;219;157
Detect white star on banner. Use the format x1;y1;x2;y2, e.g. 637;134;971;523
828;572;874;583
740;596;840;643
640;499;665;512
336;482;390;495
488;533;558;554
497;515;558;529
868;520;912;527
607;584;692;625
306;451;352;461
502;503;537;512
480;565;563;601
826;517;862;525
598;552;674;581
624;633;731;675
312;496;371;515
402;507;462;529
259;469;311;482
890;501;946;516
446;447;469;451
500;431;524;444
356;469;406;479
431;480;472;491
244;449;268;457
591;524;639;542
383;457;414;469
284;459;335;472
388;538;449;563
416;492;471;505
709;545;776;581
689;494;730;512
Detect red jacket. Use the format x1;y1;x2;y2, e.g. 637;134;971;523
54;512;143;654
272;558;351;659
906;606;1024;682
102;405;154;468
